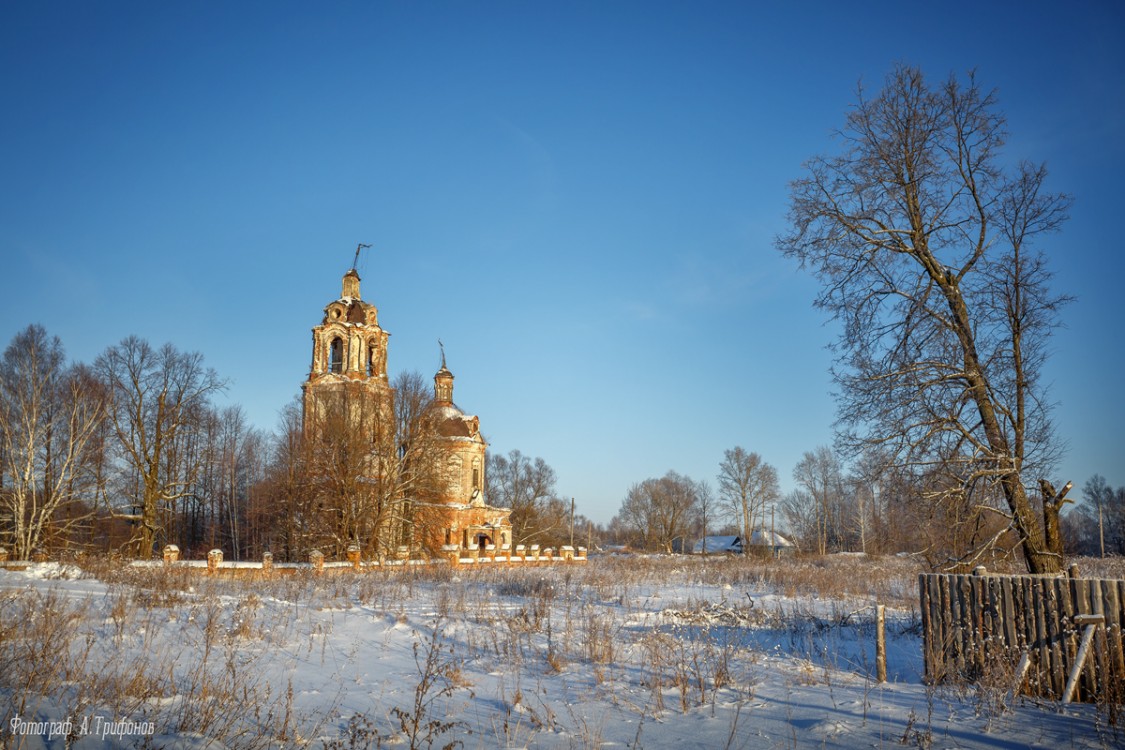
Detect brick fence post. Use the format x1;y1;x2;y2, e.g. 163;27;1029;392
163;545;180;566
347;545;362;571
443;544;461;567
0;548;8;564
207;549;223;574
309;549;324;574
262;551;273;575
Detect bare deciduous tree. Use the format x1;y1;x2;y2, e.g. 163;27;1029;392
0;326;105;559
485;449;562;546
1078;475;1124;557
792;447;847;555
716;447;778;555
616;471;703;553
256;399;311;561
777;65;1072;574
95;336;226;557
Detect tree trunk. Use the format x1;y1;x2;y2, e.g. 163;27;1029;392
1006;474;1059;574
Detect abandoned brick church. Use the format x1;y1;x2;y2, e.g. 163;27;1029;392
301;267;512;555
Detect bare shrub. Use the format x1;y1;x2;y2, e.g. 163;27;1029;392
392;619;473;750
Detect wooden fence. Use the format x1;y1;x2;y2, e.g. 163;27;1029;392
919;569;1125;702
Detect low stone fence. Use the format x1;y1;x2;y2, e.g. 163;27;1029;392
439;543;587;567
118;544;589;577
0;546;50;569
0;544;589;577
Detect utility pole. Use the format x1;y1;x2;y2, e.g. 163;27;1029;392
569;497;575;548
770;506;776;560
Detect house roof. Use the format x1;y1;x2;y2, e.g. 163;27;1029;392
693;536;742;554
692;531;794;554
748;529;794;547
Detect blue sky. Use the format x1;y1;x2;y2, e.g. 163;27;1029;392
2;1;1123;524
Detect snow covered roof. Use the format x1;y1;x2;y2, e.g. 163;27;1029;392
693;536;742;554
429;403;482;440
692;531;794;554
748;529;794;547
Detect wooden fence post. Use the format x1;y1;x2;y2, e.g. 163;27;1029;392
876;604;887;683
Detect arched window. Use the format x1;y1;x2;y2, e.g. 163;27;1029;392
472;458;482;490
367;339;378;377
329;337;344;373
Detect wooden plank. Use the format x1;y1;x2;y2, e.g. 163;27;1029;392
1016;575;1034;694
1063;620;1102;704
944;574;959;677
1008;649;1032;704
931;575;949;679
920;575;934;682
1069;576;1091;701
1032;577;1051;697
969;572;983;675
1043;577;1064;698
1087;580;1106;701
981;574;996;665
1106;580;1125;700
990;575;1004;647
941;574;957;679
1056;576;1078;699
958;574;974;676
1001;576;1018;654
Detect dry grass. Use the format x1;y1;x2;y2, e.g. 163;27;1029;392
2;552;1120;747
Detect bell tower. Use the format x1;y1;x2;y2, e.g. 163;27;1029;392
302;269;393;438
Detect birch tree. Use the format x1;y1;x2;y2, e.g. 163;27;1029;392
777;66;1072;573
0;326;104;558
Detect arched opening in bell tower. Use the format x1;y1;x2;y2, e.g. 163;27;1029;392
366;339;378;377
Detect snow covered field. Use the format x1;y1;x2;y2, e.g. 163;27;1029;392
1;555;1120;749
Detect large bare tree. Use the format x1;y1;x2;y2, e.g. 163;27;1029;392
485;449;562;546
616;471;703;553
95;336;226;557
716;447;779;554
777;66;1072;573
